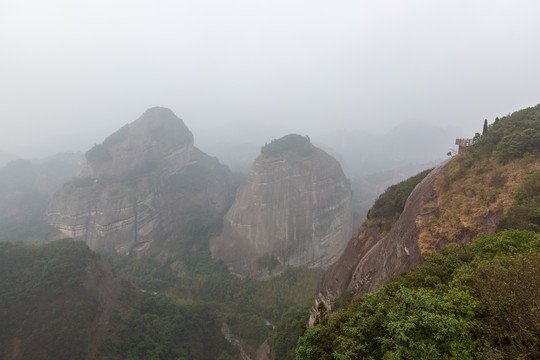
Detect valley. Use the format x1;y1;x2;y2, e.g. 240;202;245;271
0;104;538;359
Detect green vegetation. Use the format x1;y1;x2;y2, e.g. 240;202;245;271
0;239;100;360
269;301;311;360
474;104;540;163
366;168;432;225
296;230;540;359
0;239;239;360
100;295;235;360
261;134;312;157
291;106;540;359
103;213;323;353
498;169;540;232
257;253;280;272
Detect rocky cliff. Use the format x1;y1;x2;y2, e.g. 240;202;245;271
311;104;540;323
211;134;353;278
46;107;234;255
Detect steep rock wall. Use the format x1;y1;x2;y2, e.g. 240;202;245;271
211;137;353;278
310;163;446;323
46;107;233;255
311;153;540;324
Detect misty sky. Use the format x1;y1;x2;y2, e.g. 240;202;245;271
1;0;540;158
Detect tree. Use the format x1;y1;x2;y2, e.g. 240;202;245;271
482;119;488;135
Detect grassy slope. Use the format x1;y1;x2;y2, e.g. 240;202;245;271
417;104;540;254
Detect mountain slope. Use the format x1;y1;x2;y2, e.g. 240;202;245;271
0;238;237;360
298;230;540;359
0;239;119;360
46;107;234;255
312;104;540;322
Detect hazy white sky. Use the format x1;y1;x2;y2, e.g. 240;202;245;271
1;0;539;158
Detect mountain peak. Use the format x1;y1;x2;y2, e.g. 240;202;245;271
82;108;193;178
211;140;353;278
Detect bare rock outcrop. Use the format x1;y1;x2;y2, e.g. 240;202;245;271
311;152;540;324
46;107;234;255
310;164;447;323
211;134;353;278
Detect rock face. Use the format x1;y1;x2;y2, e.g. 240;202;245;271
211;134;353;278
46;107;234;255
310;150;540;324
310;164;446;323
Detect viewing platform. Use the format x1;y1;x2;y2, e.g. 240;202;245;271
455;138;475;154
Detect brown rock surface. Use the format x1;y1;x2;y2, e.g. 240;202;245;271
310;163;446;323
311;153;540;324
211;136;353;278
46;107;234;255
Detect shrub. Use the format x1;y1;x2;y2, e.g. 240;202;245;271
261;134;311;157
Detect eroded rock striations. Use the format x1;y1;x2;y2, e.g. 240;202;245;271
46;107;234;255
211;134;353;278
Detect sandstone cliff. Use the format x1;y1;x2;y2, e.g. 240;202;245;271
311;164;445;323
211;134;353;278
311;107;540;323
46;107;234;255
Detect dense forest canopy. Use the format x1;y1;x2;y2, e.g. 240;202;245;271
296;230;540;360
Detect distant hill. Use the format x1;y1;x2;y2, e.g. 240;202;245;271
318;121;455;177
193;120;456;177
0;153;83;243
46;107;235;256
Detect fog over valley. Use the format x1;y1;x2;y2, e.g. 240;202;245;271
1;2;539;359
1;0;539;162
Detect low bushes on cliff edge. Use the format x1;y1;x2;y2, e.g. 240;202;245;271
296;230;540;360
